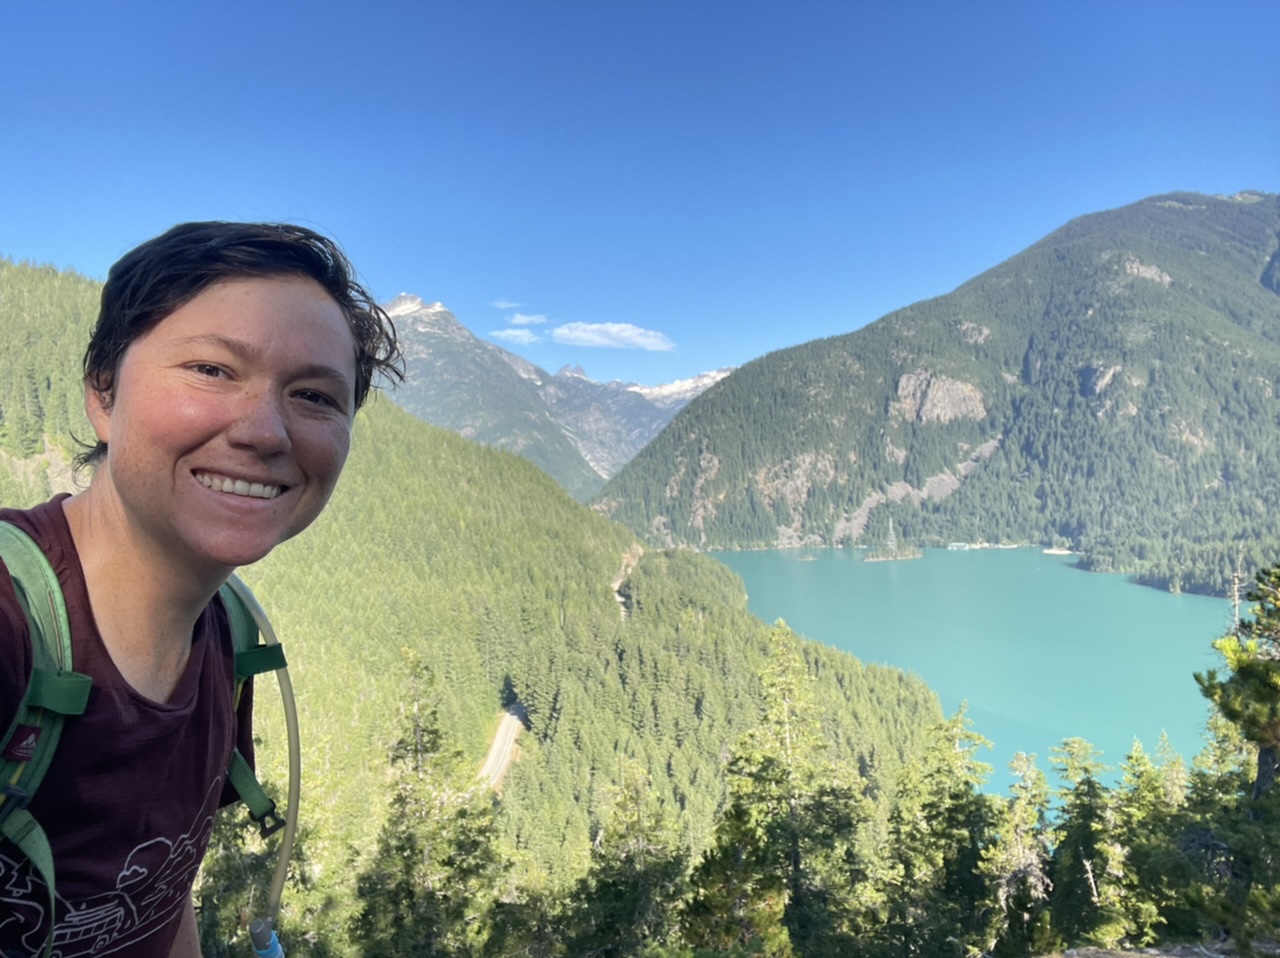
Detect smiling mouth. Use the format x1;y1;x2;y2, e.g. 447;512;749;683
196;472;284;500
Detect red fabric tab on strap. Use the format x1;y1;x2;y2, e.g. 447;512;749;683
3;724;42;762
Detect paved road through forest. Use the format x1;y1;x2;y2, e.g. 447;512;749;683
478;711;523;788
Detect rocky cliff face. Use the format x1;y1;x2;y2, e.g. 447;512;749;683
893;369;986;423
533;369;673;477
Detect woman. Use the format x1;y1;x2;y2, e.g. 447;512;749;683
0;222;401;956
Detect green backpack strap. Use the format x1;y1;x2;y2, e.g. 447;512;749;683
219;575;287;837
0;520;93;958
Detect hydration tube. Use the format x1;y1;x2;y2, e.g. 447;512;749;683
226;575;301;957
249;918;285;958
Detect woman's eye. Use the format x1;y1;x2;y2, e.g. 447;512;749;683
190;363;225;377
296;389;337;409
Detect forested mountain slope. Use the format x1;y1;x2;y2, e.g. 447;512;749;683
0;256;942;946
596;191;1280;594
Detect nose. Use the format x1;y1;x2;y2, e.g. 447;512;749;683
228;388;291;455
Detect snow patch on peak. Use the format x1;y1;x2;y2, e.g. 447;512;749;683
383;295;474;355
630;368;735;408
385;294;448;318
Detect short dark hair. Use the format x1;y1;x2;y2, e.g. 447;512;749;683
78;221;403;467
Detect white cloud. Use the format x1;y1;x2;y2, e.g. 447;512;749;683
492;299;521;309
509;313;548;326
551;322;676;351
490;328;541;345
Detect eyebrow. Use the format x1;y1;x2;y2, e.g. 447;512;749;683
174;333;354;392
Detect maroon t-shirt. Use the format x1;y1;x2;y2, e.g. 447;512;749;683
0;496;254;957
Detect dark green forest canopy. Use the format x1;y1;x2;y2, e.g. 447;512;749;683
0;258;99;496
0;254;942;948
597;191;1280;596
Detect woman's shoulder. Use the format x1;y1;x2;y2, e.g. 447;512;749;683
0;495;77;727
0;517;40;734
0;494;76;561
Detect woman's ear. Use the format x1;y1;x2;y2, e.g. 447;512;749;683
84;376;113;444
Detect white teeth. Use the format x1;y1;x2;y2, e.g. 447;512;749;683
197;473;281;499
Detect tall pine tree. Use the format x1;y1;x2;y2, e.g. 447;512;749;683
561;758;691;956
979;752;1052;957
683;623;866;958
1047;738;1129;948
350;653;504;957
878;707;995;957
1194;564;1280;950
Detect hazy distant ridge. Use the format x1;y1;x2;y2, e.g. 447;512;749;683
387;294;729;497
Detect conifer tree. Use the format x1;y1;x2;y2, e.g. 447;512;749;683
1193;565;1280;950
683;623;866;958
350;653;504;957
1113;739;1182;944
682;798;794;957
560;758;690;956
1047;738;1129;948
979;752;1052;956
1198;564;1280;801
1165;713;1251;942
879;708;995;957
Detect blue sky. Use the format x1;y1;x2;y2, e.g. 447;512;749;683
2;1;1277;385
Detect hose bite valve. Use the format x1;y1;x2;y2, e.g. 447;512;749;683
250;918;284;958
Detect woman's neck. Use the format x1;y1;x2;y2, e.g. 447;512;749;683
61;490;226;703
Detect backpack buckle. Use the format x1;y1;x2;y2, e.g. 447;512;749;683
252;802;285;839
1;784;31;810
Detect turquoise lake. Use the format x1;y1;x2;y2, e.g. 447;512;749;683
712;547;1229;791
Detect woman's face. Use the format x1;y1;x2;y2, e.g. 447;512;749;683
86;274;358;577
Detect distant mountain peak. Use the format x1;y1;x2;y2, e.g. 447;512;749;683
384;294;473;349
385;293;447;317
377;297;739;494
629;368;735;408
